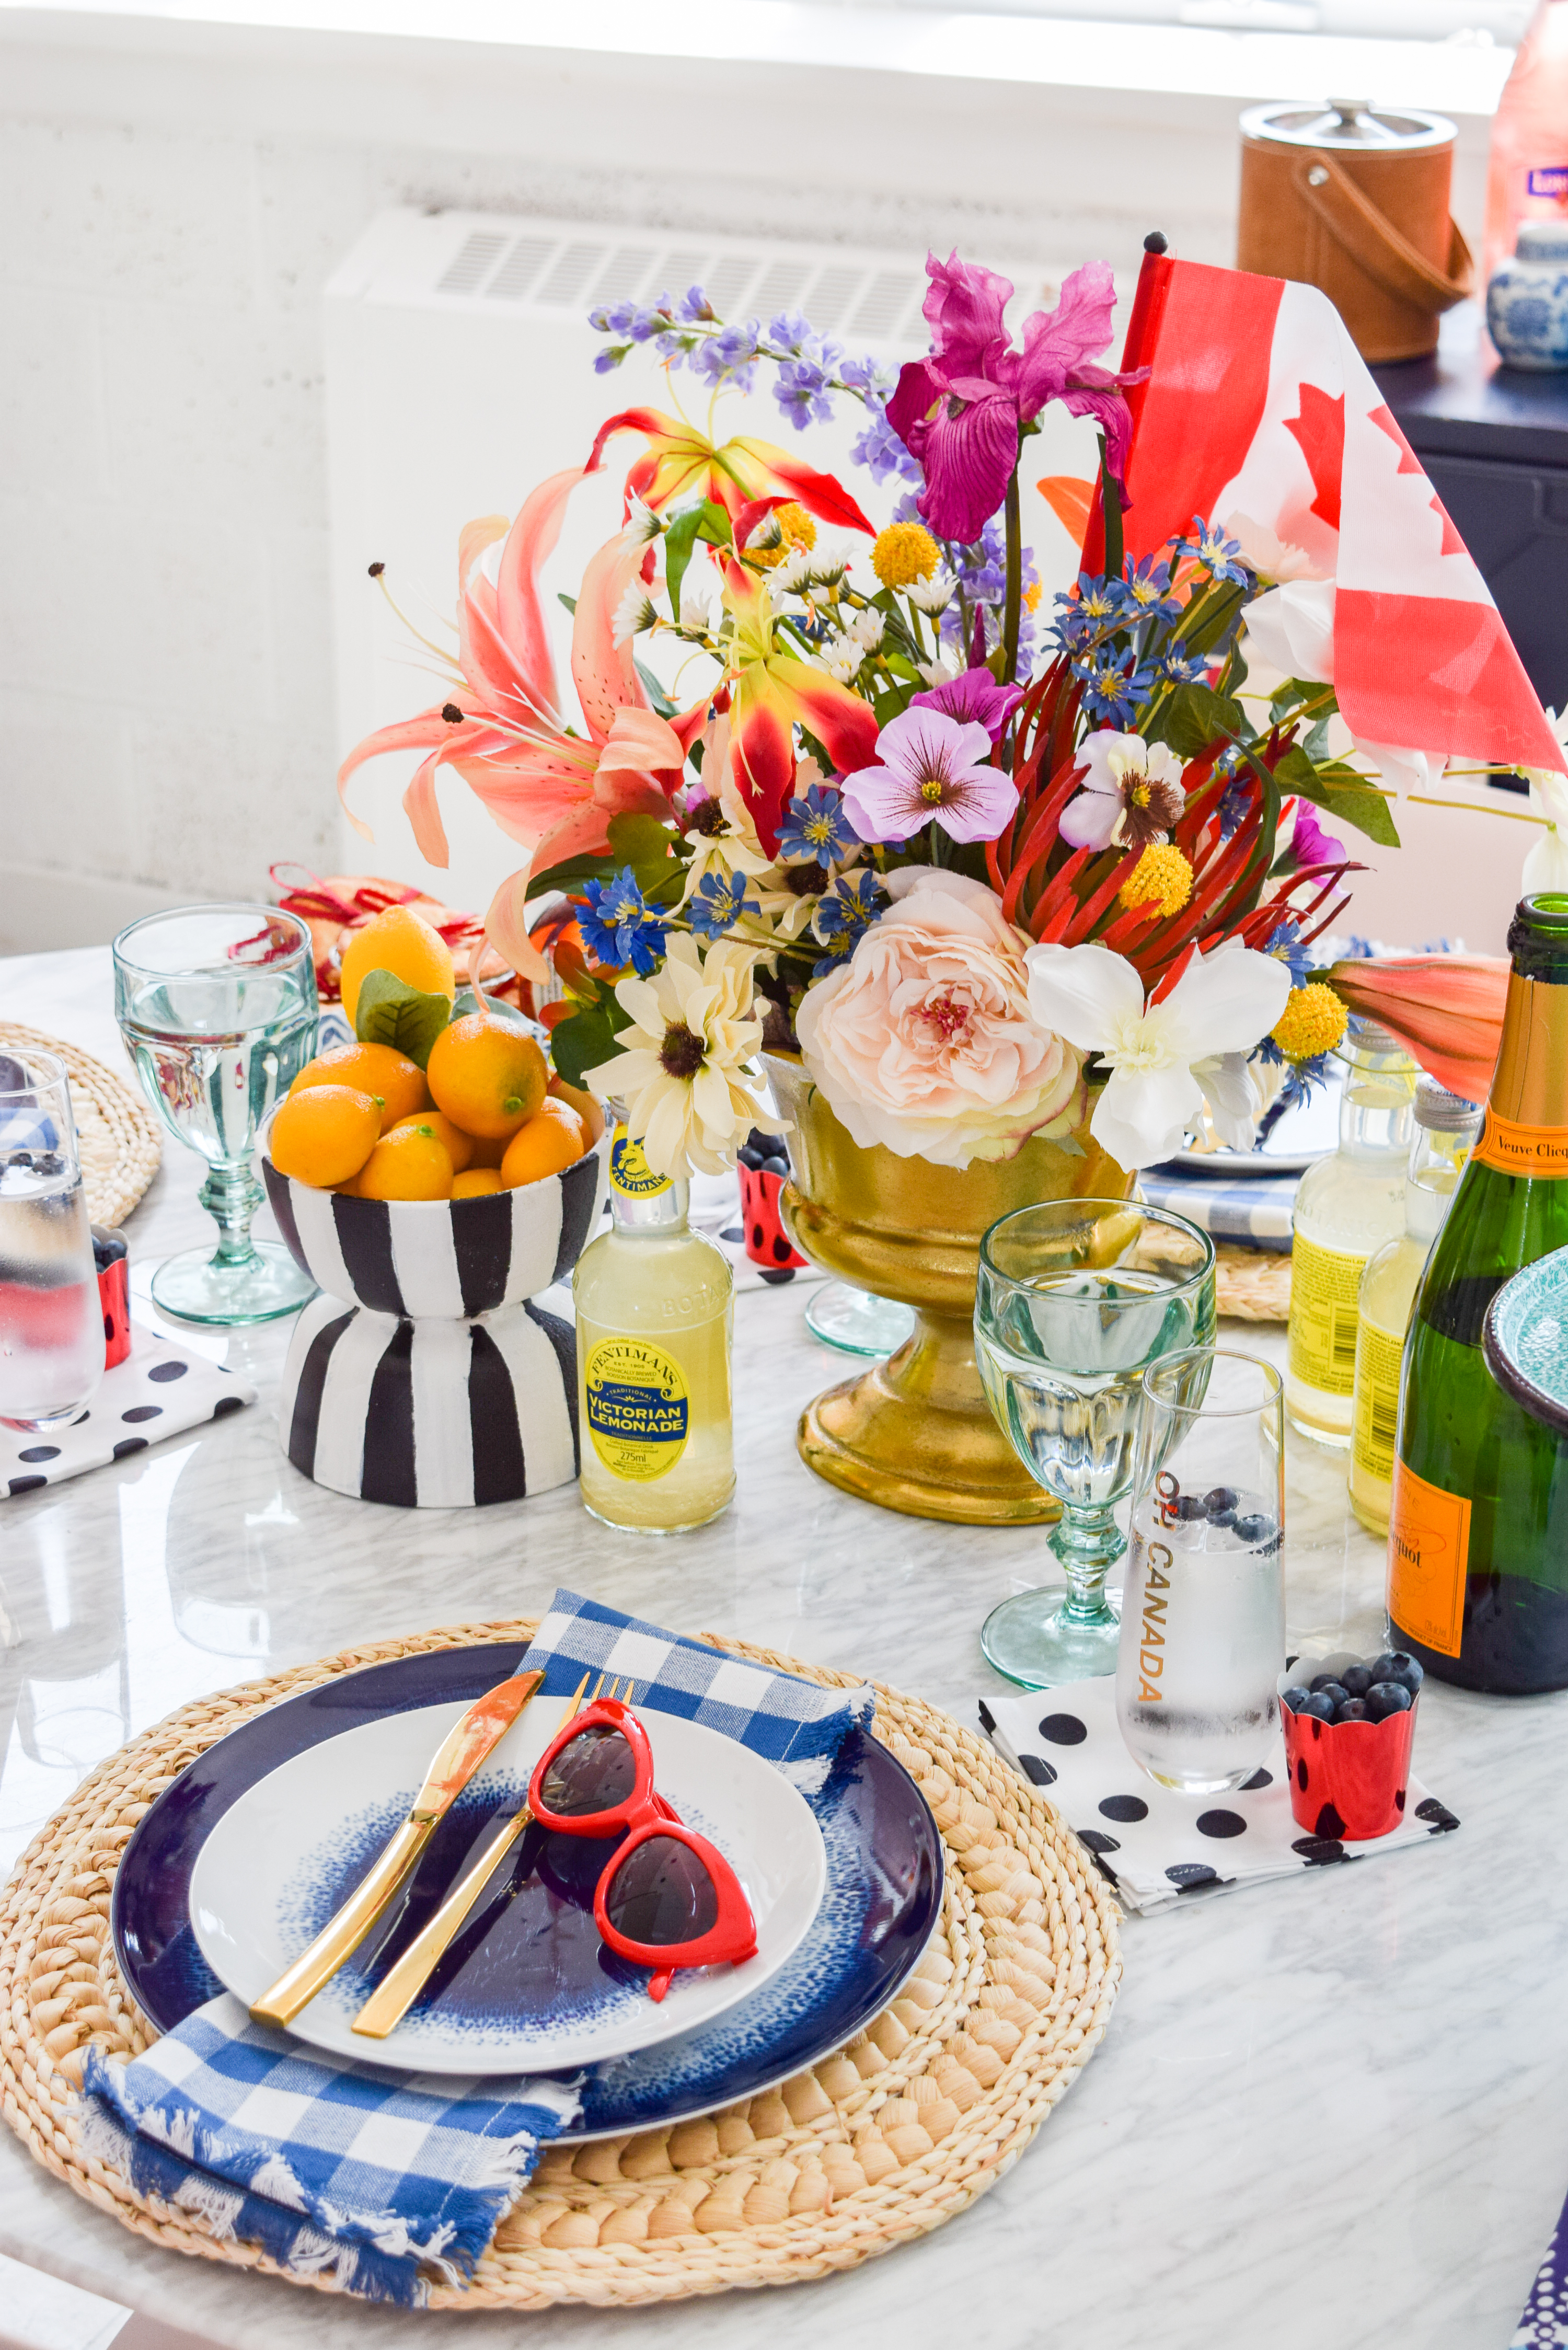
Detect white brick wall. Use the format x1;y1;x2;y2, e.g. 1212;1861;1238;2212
0;14;1493;952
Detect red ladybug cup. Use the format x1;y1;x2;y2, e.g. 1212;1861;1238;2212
1279;1650;1419;1842
738;1141;806;1284
93;1226;131;1369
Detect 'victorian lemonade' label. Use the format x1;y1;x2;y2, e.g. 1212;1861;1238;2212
585;1337;689;1481
610;1125;672;1199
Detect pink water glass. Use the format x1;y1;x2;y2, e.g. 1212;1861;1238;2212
0;1048;106;1433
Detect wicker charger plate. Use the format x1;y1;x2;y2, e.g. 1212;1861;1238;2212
0;1021;160;1228
0;1619;1121;2310
1216;1243;1292;1322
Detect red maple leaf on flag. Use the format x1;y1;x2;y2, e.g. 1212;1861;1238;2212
1283;385;1345;532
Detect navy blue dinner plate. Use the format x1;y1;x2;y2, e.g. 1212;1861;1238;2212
113;1642;944;2140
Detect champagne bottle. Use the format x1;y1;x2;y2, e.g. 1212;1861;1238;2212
1389;895;1568;1692
572;1122;735;1533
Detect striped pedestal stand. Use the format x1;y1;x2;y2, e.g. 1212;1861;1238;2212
263;1143;607;1508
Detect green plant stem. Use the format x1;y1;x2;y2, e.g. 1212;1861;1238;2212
1098;435;1124;580
1001;465;1023;684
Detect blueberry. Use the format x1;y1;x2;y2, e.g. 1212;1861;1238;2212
1310;1680;1349;1711
737;1146;764;1170
1235;1513;1275;1546
1335;1698;1371;1723
1295;1691;1337;1723
1340;1664;1375;1700
1370;1651;1424;1695
1204;1486;1238;1519
1281;1686;1315;1715
1308;1672;1344;1696
1173;1494;1207;1521
1366;1681;1413;1720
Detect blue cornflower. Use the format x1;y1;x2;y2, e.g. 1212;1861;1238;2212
812;870;886;976
1344;935;1376;960
775;359;835;432
1254;1042;1331;1108
579;868;669;976
1265;918;1312;989
776;784;859;868
1217;773;1253;838
686;868;760;941
1072;648;1151;727
1175;517;1250;586
1154;640;1207;685
1121;554;1182;626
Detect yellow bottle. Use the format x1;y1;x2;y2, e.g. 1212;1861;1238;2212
573;1123;735;1533
1286;1017;1417;1447
1348;1078;1480;1536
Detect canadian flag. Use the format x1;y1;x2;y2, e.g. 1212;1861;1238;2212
1091;252;1567;782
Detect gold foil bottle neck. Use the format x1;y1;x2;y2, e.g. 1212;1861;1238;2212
1489;971;1568;1129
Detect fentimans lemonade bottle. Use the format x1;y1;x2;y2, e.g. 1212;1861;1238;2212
1286;1016;1417;1446
573;1122;734;1532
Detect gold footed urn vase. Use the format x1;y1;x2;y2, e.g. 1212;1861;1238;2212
766;1055;1132;1526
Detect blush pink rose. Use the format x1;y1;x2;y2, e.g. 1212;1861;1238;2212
795;869;1085;1167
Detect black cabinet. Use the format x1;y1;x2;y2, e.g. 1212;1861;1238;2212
1373;305;1568;733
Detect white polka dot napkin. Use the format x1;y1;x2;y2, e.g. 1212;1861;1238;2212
2;1321;256;1500
981;1677;1459;1915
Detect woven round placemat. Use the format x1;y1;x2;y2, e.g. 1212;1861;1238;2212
0;1619;1121;2310
0;1021;160;1228
1216;1243;1292;1322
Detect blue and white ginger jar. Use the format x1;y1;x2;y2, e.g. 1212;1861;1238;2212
1487;220;1568;372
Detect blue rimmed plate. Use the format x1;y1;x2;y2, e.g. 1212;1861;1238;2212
112;1643;944;2140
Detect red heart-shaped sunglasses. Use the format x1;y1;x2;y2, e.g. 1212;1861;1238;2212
527;1695;758;2001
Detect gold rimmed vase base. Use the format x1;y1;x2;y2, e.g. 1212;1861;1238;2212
796;1309;1060;1527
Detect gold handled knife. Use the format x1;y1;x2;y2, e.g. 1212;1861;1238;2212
248;1667;546;2030
351;1671;610;2041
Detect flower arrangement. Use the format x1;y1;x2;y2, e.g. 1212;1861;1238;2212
341;249;1409;1178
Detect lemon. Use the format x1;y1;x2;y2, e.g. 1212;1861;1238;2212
339;906;456;1029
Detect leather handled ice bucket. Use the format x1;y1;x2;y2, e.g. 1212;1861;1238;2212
1237;100;1473;363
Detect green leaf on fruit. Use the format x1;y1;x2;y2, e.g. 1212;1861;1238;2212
548;994;630;1089
353;970;453;1068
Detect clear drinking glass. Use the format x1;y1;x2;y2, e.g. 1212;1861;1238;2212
112;903;319;1325
0;1049;106;1431
1116;1348;1286;1795
805;1282;917;1358
975;1199;1216;1689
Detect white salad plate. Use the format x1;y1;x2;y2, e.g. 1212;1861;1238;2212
188;1693;827;2075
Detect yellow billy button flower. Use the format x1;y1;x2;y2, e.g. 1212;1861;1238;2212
871;521;940;592
1270;981;1348;1063
1118;843;1194;920
748;502;817;569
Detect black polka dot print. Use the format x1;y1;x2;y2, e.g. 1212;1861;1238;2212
1240;1768;1273;1790
1099;1794;1149;1823
1077;1828;1120;1854
212;1396;247;1417
1415;1797;1458;1832
1313;1801;1347;1839
1018;1754;1057;1788
121;1405;163;1424
147;1360;189;1383
1195;1809;1248;1839
1291;1836;1347;1867
771;1235;794;1264
752;1224;765;1250
1165;1863;1218;1888
112;1438;148;1461
1037;1713;1088;1746
758;1269;795;1286
720;1226;744;1244
7;1476;45;1496
17;1446;59;1464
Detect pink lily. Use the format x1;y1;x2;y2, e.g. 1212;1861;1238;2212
338;466;702;980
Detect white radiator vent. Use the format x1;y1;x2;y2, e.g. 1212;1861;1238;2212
428;224;941;343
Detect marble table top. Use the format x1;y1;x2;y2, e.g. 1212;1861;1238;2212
0;944;1559;2350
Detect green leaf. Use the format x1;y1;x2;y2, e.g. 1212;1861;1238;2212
634;658;678;718
557;592;578;615
1158;682;1246;759
549;994;630;1089
1273;744;1401;848
663;499;731;618
451;987;532;1029
1269;676;1338;728
353;971;453;1069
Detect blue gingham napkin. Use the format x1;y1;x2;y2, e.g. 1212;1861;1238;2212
1138;1164;1298;1250
82;1997;575;2305
520;1587;873;1789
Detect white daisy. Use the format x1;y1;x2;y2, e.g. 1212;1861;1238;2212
584;935;787;1178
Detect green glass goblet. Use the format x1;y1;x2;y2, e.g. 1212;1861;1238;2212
975;1197;1216;1689
113;903;319;1325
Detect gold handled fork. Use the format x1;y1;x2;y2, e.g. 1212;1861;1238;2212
350;1673;629;2041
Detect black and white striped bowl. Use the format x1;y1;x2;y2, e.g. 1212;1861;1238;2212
261;1137;608;1509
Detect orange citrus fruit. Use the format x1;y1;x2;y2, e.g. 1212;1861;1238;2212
354;1122;454;1202
463;1129;508;1169
452;1167;504;1199
268;1086;382;1189
290;1041;430;1133
338;905;456;1029
411;1110;475;1175
501;1099;589;1188
548;1072;602;1141
426;1016;548;1141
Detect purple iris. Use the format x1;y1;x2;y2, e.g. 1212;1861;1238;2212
885;253;1144;546
910;666;1024;745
